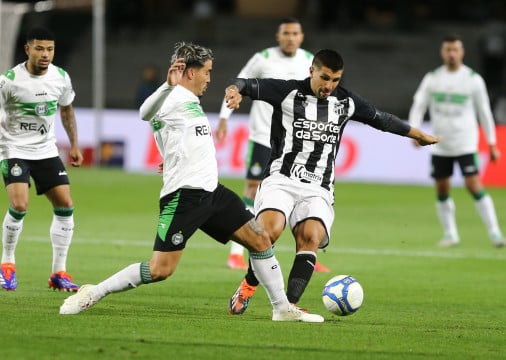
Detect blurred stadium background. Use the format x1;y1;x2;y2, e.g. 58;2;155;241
1;0;505;185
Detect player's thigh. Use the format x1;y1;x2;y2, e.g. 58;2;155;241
290;195;334;249
2;158;32;210
256;209;286;242
254;176;296;224
29;157;70;195
456;153;479;177
292;218;328;252
431;155;454;179
455;153;482;193
200;184;256;245
153;189;210;252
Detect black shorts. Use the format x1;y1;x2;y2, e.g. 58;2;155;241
431;153;479;179
153;183;254;252
245;141;271;180
1;157;70;195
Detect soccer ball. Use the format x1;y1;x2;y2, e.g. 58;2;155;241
322;275;364;316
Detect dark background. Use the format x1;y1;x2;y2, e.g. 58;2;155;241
8;0;506;120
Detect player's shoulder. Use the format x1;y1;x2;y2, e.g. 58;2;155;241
428;65;445;77
257;47;278;59
1;63;25;82
297;48;314;61
460;64;483;79
48;64;71;79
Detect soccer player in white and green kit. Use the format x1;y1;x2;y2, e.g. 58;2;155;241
409;34;505;248
0;27;83;291
59;42;324;322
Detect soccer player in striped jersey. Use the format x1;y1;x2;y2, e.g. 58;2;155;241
59;42;323;322
217;18;329;272
225;48;439;315
0;27;83;291
409;34;505;248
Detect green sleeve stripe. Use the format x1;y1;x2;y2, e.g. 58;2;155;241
3;69;15;80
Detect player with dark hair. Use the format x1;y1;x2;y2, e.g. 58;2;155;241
59;42;324;322
225;48;440;315
216;18;329;272
409;34;505;247
0;27;83;291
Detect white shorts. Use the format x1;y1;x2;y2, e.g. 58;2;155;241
254;172;334;249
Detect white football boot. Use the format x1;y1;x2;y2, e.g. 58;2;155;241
272;303;324;322
59;284;99;315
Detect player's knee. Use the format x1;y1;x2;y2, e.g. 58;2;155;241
10;202;28;213
57;199;74;209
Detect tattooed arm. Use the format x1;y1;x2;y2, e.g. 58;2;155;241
60;104;83;167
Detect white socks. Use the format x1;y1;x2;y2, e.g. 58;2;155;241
475;194;502;237
437;194;503;242
50;214;74;273
249;250;289;313
436;198;459;241
94;263;143;299
2;212;24;264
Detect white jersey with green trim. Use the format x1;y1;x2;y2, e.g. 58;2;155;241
408;64;496;156
219;47;313;148
140;83;218;198
0;62;75;161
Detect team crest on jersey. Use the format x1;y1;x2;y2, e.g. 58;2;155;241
151;117;163;132
295;92;308;107
171;232;184;246
333;100;347;116
35;102;49;116
10;164;22;177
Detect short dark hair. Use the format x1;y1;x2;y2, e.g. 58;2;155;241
442;34;462;43
279;17;301;26
312;49;344;72
26;27;55;43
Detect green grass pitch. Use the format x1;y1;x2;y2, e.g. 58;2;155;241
0;167;505;359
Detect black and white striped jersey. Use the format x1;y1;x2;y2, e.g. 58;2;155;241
234;77;411;191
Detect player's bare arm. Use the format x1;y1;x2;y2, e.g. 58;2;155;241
216;118;228;144
60;104;83;167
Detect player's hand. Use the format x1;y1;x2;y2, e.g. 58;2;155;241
415;133;440;146
216;118;227;144
225;86;242;110
157;162;163;174
69;147;84;167
490;145;501;163
408;128;440;146
412;139;421;147
167;58;185;86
